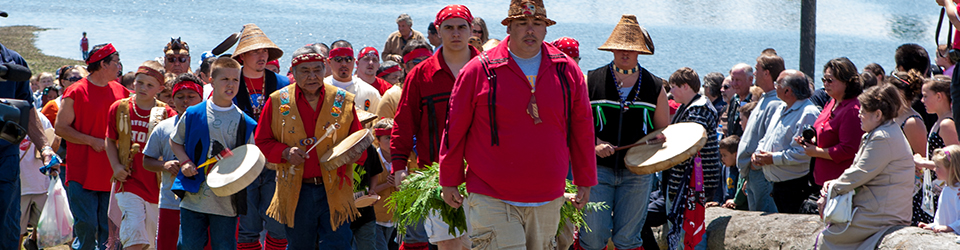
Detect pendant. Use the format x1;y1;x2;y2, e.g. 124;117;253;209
526;94;543;124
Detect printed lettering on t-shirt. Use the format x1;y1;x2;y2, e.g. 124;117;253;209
527;75;537;85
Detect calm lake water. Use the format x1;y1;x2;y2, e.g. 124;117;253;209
0;0;945;87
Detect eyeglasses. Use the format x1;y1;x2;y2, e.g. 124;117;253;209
821;77;835;84
166;56;188;63
473;30;483;34
332;56;354;63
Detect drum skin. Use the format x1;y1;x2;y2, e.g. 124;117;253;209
208;145;266;197
320;129;374;171
624;122;707;175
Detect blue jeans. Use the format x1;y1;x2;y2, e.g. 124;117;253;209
0;144;20;249
579;166;653;250
67;180;110;250
375;225;394;250
177;208;237;250
353;221;379;250
239;169;286;242
285;183;352;250
745;169;778;213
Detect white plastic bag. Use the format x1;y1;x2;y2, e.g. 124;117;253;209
37;176;74;248
921;169;942;216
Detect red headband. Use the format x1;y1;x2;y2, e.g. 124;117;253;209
86;43;117;65
291;53;327;68
172;80;202;96
135;66;164;86
435;5;474;28
329;47;354;59
403;48;433;64
377;65;401;78
267;60;279;68
358;47;379;59
551;37;580;59
374;128;392;137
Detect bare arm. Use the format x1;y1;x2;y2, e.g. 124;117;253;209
54;98;104;151
653;89;670;129
903;118;929;157
942;0;960;30
171;139;197;177
26;109;56;166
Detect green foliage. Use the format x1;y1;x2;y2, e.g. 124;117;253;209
385;163;607;236
352;163;366;193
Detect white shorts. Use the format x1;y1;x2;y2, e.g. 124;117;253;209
424;209;466;244
20;194;47;235
115;192;159;248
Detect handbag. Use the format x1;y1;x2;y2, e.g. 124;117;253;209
822;182;858;234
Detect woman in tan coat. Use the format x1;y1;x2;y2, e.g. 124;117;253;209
815;84;914;249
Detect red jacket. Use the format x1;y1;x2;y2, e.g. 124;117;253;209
390;46;479;172
438;37;597;203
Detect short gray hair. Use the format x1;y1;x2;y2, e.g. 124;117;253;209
397;14;413;25
781;74;812;99
730;63;754;76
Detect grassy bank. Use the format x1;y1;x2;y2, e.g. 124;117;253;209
0;25;84;75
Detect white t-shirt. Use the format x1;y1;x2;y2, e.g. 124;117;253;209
20;110;53;195
932;184;960;234
324;76;382;114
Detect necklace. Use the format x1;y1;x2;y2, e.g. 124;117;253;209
610;63;641;112
131;96;150;119
613;63;639;75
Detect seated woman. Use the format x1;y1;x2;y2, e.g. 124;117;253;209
816;84;914;249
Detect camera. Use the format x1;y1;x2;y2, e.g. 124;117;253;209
802;125;816;145
0;98;30;145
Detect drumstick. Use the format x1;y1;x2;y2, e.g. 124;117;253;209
614;141;651;151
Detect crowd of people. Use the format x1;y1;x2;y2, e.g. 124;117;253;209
6;0;960;249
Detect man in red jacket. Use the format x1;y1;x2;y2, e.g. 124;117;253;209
390;4;479;250
438;0;597;249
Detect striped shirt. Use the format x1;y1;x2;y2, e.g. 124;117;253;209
665;95;721;200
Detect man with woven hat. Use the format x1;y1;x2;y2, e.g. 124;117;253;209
231;23;290;250
390;4;479;250
438;1;597;249
577;14;669;250
164;37;192;75
55;43;131;250
254;43;366;249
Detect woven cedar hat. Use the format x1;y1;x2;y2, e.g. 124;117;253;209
232;24;283;62
501;0;556;26
598;15;654;55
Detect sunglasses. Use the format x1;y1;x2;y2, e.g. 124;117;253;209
332;56;355;63
166;56;189;63
821;77;835;84
66;76;82;82
721;85;731;90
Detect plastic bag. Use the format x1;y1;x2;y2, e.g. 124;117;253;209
37;176;74;248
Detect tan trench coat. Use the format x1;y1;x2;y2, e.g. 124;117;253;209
820;121;914;250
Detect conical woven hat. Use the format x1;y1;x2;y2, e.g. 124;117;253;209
598;15;654;55
232;24;283;62
500;0;555;26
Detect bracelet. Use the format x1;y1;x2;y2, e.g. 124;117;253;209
182;160;194;166
41;146;53;152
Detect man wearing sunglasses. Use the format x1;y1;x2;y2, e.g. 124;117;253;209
164;38;192;76
323;40;381;113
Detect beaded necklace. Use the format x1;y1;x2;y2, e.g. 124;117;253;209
610;63;642;112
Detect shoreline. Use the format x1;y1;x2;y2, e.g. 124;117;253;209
0;25;83;75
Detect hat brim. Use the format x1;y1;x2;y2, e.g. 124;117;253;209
501;15;556;26
232;47;284;63
598;46;653;55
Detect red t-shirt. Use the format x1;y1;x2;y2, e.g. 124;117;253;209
106;99;176;203
62;78;131;192
245;76;265;106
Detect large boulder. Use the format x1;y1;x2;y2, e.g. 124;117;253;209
683;207;960;249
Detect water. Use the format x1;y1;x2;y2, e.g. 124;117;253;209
0;0;944;87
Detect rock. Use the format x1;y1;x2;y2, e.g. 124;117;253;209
647;207;960;249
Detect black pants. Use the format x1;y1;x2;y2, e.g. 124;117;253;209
640;190;667;250
772;176;812;214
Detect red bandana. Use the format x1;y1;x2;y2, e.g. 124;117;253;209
290;53;327;68
403;48;433;64
136;66;164;86
86;43;117;65
329;47;354;59
358;47;379;60
267;60;279;68
551;37;580;59
172;80;202;96
377;65;401;78
374;128;392;137
435;4;474;28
